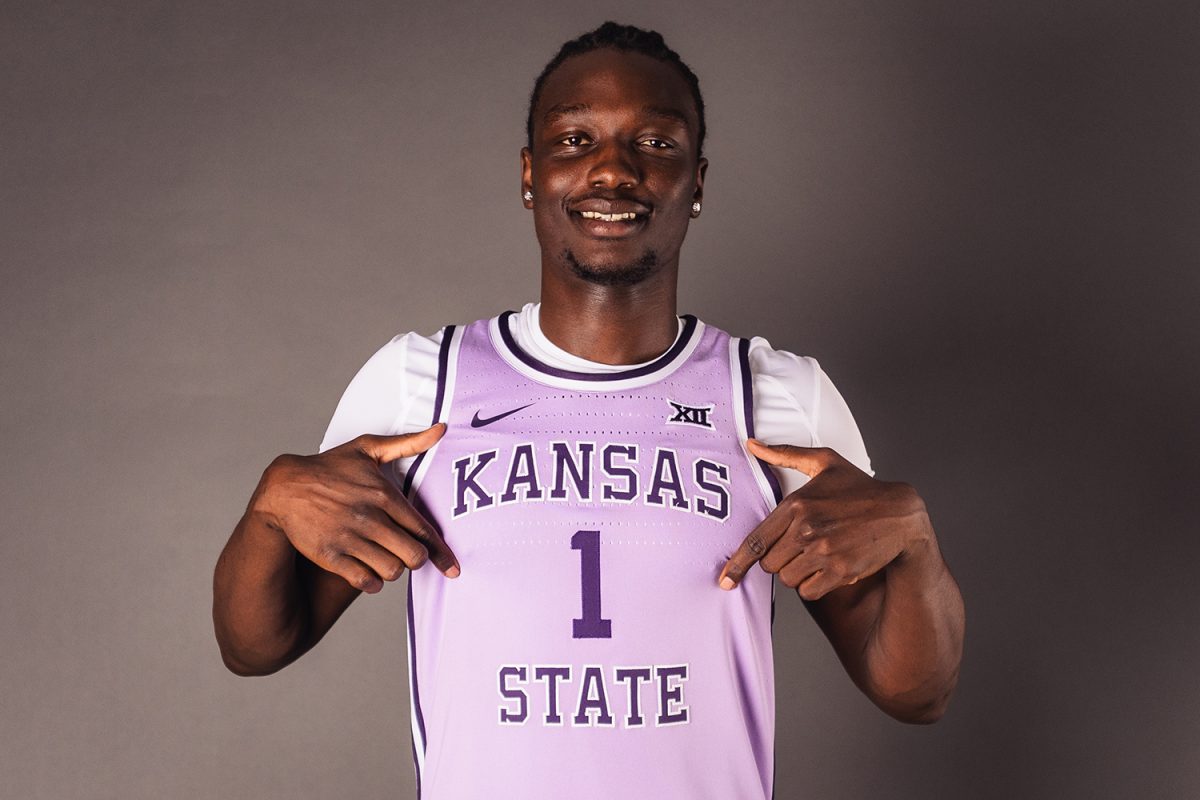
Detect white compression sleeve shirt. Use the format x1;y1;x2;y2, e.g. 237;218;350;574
319;303;874;495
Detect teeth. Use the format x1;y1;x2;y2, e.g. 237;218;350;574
579;211;639;222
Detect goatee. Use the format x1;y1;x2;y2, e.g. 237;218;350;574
563;249;657;287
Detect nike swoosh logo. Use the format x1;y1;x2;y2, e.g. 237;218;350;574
470;403;535;428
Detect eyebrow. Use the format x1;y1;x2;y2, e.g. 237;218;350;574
641;106;691;128
541;103;691;129
542;103;591;127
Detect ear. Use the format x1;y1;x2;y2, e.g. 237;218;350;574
693;157;708;205
521;147;534;208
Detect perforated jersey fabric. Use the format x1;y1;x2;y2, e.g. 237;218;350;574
317;305;875;799
395;314;778;797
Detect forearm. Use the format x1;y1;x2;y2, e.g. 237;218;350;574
864;536;965;722
212;501;310;676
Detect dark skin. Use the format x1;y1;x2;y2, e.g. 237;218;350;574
213;47;964;724
724;441;963;722
521;50;705;365
212;427;454;675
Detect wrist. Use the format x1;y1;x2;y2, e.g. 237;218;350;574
248;457;294;537
892;502;941;576
892;527;944;586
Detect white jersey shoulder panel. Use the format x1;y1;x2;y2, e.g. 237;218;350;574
319;328;446;454
318;311;874;499
744;337;874;495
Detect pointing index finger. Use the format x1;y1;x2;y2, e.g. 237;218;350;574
747;439;837;477
718;501;795;590
377;488;461;579
357;424;447;464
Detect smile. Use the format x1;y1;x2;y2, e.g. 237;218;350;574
571;210;648;238
578;211;641;222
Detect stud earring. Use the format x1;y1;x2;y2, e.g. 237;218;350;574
691;201;701;217
523;191;533;202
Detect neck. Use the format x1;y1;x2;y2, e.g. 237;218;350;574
538;262;680;365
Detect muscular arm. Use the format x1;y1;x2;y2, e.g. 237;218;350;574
720;443;965;723
802;509;964;723
212;429;458;676
212;473;361;676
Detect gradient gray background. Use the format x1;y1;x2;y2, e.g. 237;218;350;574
3;1;1197;797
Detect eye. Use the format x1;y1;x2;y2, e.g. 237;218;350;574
558;133;590;147
641;137;674;150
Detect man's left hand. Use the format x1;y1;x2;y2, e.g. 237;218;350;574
719;439;934;599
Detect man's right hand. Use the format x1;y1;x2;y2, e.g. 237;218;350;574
253;423;459;593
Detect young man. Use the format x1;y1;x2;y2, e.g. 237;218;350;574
213;22;964;800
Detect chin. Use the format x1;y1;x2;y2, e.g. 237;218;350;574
563;248;658;287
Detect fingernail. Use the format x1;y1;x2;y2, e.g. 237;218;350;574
445;565;460;579
719;576;736;591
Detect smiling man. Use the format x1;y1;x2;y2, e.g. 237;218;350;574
213;21;964;800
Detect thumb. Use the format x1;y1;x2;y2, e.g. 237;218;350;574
357;423;446;464
746;439;838;477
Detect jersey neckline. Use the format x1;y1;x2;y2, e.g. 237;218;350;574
490;310;704;390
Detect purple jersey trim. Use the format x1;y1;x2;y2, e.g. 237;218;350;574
497;310;699;382
738;337;784;505
740;334;780;800
402;325;456;495
408;579;424;799
405;324;456;796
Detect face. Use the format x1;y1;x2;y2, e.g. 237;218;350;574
522;49;707;286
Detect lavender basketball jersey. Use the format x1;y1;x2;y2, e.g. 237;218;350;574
401;313;783;799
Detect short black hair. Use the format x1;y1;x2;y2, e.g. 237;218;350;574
526;21;706;157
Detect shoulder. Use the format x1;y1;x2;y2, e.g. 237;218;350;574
337;327;450;397
708;326;820;387
745;336;822;400
365;310;514;381
374;327;446;369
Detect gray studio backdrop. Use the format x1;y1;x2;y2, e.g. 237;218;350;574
3;1;1197;798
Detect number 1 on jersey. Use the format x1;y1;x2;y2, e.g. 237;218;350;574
571;530;612;639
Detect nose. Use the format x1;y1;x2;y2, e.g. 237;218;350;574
587;140;640;189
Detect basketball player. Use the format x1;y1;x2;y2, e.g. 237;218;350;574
213;22;964;799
